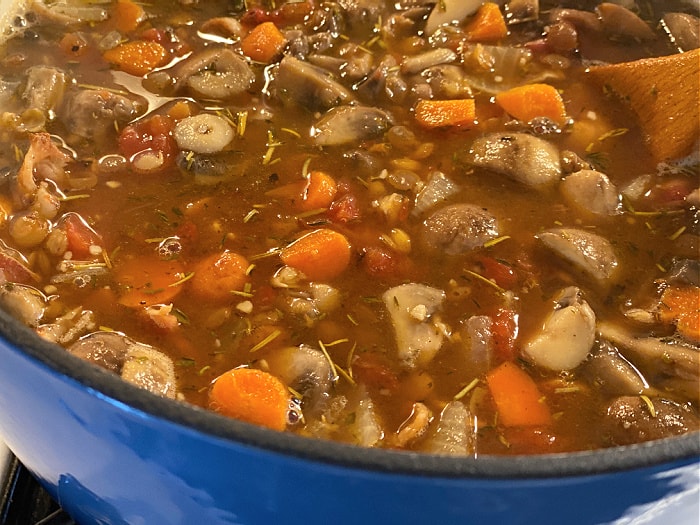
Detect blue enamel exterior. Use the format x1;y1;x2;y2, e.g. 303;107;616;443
0;325;697;525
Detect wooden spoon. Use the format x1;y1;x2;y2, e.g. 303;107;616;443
587;48;699;163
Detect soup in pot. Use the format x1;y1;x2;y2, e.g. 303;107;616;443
0;0;698;455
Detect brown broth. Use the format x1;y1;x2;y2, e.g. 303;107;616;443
0;0;697;455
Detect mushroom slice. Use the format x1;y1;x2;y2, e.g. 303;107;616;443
121;345;178;399
0;283;47;327
382;283;447;368
271;56;353;112
173;47;254;100
173;114;234;154
596;3;656;42
424;401;475;456
310;105;391;147
597;321;699;402
585;340;649;396
420;204;499;255
661;13;700;52
536;227;619;284
603;396;699;446
464;132;561;187
560;169;621;218
264;344;333;413
68;331;178;398
522;286;596;371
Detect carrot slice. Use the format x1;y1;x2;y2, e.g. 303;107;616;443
280;228;352;281
209;367;291;431
112;0;146;33
658;285;700;342
495;83;568;125
103;40;168;76
115;256;186;307
465;2;508;42
189;251;250;303
241;21;288;63
414;99;476;129
486;361;552;427
299;170;338;211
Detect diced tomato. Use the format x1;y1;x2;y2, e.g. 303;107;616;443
327;193;361;223
352;352;399;392
241;7;274;27
479;256;517;289
361;245;398;278
492;308;518;362
118;114;177;171
650;178;695;208
60;213;103;260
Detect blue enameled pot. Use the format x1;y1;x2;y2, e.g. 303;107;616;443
0;309;697;525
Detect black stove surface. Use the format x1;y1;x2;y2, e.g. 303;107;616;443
1;458;75;525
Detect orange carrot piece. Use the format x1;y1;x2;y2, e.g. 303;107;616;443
189;251;250;303
465;2;508;42
495;83;568;125
486;361;552;427
280;228;352;281
112;0;146;33
103;40;168;76
241;21;288;63
209;367;291;431
115;256;186;307
414;99;476;129
658;285;700;342
299;170;338;211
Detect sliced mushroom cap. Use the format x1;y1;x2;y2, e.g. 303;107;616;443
271;55;353;112
382;283;447;368
560;169;621;218
602;395;699;446
68;331;178;398
420;204;499;255
0;283;47;327
585;340;649;396
597;321;699;403
310;105;392;147
264;344;333;413
62;89;145;141
536;227;619;284
173;47;255;100
522;286;596;371
661;13;700;52
121;345;178;399
464;132;561;187
173;114;234;154
596;3;657;41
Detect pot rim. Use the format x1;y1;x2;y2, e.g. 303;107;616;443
2;310;698;479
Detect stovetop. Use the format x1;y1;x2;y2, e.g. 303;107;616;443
0;447;74;525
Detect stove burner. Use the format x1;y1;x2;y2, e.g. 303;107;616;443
1;459;75;525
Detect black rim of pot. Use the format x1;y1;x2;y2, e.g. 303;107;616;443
1;308;697;479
